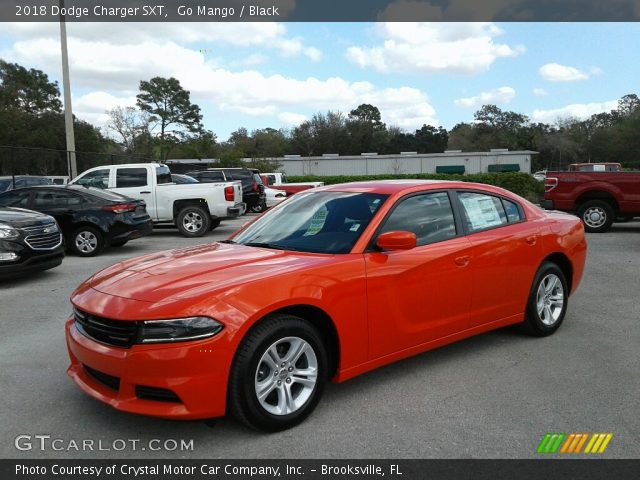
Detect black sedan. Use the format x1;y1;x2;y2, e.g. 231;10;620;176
0;207;64;280
0;185;153;257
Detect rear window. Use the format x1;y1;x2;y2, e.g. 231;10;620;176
116;168;148;188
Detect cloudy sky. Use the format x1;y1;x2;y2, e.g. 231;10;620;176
1;22;638;140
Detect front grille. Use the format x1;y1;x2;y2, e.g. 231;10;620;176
136;385;182;403
83;365;120;391
22;223;62;250
74;309;138;348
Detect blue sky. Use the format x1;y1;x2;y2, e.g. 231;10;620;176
1;22;638;141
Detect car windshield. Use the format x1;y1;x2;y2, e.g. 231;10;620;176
232;191;388;254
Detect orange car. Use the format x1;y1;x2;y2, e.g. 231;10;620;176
66;181;587;431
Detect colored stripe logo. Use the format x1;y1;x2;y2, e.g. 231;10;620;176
537;433;613;454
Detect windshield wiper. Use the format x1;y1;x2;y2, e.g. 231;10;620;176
243;242;300;251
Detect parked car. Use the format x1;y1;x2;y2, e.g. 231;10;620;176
65;180;586;431
171;174;198;184
261;172;324;196
0;185;153;256
186;168;266;213
0;175;52;192
0;207;64;279
265;187;287;208
69;163;244;237
541;169;640;232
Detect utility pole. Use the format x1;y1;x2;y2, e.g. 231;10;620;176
59;0;77;178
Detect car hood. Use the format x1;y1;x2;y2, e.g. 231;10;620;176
0;207;54;227
85;242;333;303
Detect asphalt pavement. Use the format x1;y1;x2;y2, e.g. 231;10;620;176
1;217;638;459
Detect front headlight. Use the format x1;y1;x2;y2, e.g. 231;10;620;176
0;224;19;240
139;317;223;343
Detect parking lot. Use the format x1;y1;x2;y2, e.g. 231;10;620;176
1;216;639;459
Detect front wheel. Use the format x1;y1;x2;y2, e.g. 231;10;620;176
521;262;568;337
577;200;614;233
176;206;211;237
228;314;327;432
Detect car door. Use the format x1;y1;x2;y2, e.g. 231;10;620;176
31;189;85;234
0;189;33;208
364;191;474;359
112;167;157;221
454;190;543;327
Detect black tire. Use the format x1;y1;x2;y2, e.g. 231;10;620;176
210;218;221;231
110;240;128;247
228;314;328;432
70;226;104;257
521;262;569;337
250;201;267;213
176;205;211;237
577;200;614;233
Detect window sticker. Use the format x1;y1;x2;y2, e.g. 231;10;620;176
304;208;328;236
461;195;503;230
349;223;361;232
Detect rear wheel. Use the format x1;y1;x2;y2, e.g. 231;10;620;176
577;200;614;233
228;314;327;432
521;262;568;337
176;206;210;237
250;201;267;213
70;226;104;257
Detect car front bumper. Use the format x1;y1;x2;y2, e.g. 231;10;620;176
65;317;231;419
0;240;64;279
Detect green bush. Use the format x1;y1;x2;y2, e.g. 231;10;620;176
288;172;544;203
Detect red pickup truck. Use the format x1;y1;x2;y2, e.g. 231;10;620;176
541;171;640;232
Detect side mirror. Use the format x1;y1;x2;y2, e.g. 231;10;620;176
376;231;416;251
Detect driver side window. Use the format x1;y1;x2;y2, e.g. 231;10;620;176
379;192;457;246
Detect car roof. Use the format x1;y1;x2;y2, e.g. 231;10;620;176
316;180;520;197
6;184;131;201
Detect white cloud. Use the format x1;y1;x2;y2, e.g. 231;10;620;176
538;63;598;82
73;92;137;128
532;88;548;97
278;112;308;125
346;22;524;75
1;33;437;131
454;86;515;108
531;100;618;124
0;22;321;61
232;54;268;67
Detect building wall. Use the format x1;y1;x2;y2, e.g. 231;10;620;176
278;151;535;176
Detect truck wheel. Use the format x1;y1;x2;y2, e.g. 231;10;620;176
250;202;267;213
176;206;211;237
577;200;614;233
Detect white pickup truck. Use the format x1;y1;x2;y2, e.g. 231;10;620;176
70;163;244;237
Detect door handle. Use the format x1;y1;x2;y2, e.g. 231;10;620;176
454;255;470;267
525;236;537;245
140;191;151;194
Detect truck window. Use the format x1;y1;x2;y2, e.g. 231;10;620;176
116;168;148;188
76;169;110;189
156;166;172;184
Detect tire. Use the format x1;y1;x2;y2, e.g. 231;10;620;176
577;200;614;233
521;262;568;337
176;205;211;237
228;314;328;432
209;219;221;231
110;240;128;247
250;202;267;213
70;226;104;257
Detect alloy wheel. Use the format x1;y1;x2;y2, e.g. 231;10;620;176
536;273;565;326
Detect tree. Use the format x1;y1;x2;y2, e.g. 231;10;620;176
0;59;62;115
136;77;203;159
105;106;153;154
